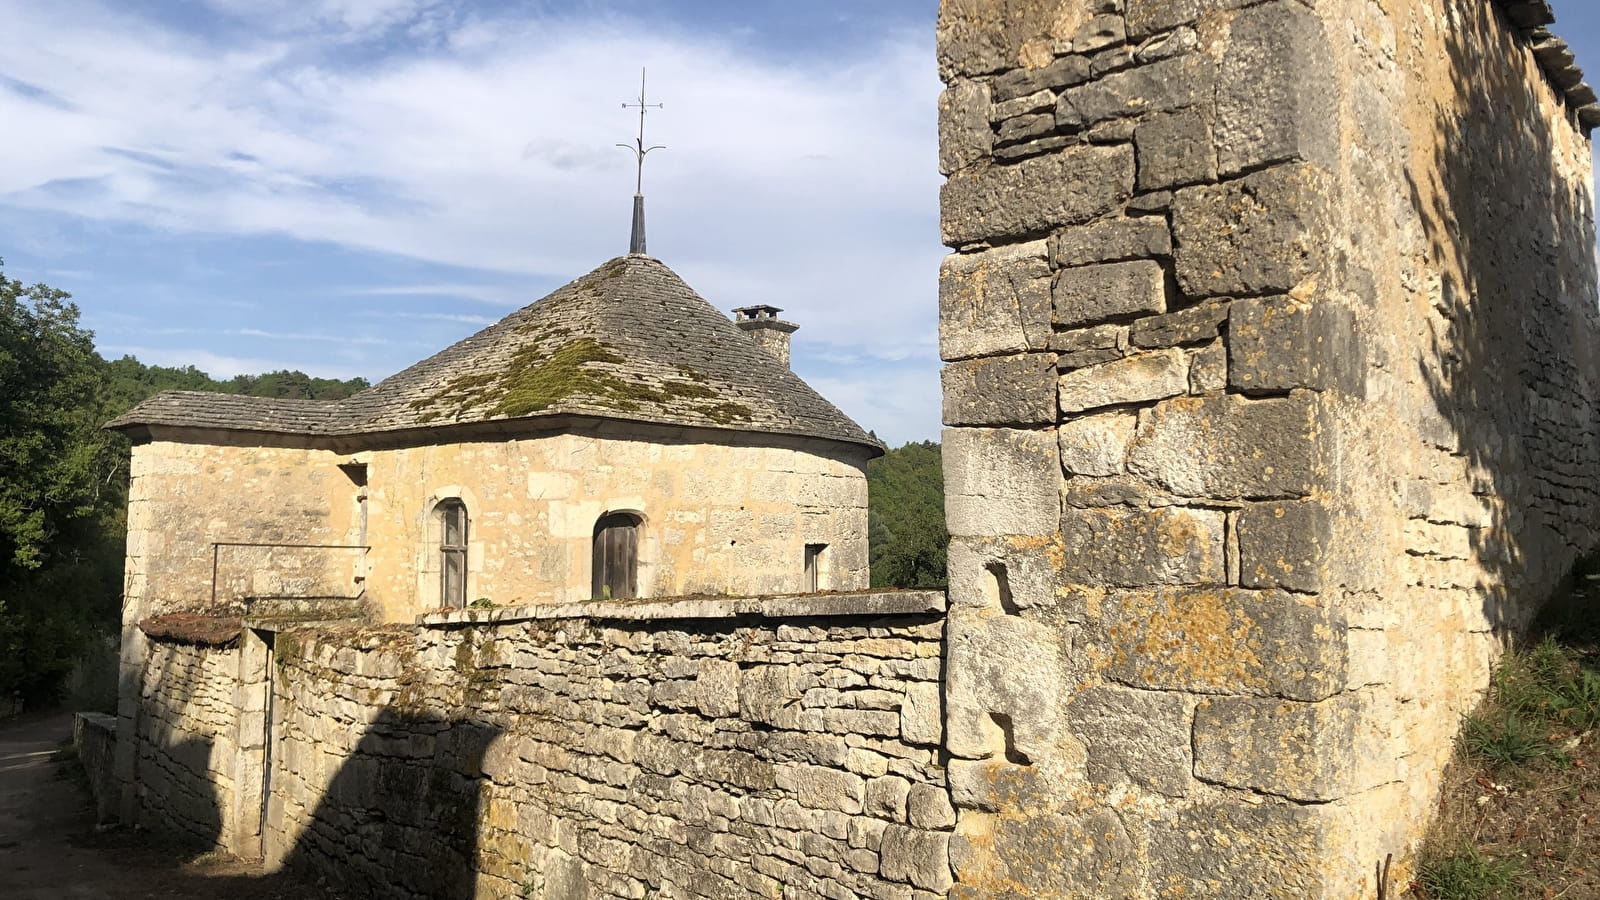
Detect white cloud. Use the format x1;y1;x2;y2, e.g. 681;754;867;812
0;0;945;440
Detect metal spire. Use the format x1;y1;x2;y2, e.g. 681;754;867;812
618;68;664;255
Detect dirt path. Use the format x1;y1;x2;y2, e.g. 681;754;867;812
0;712;344;899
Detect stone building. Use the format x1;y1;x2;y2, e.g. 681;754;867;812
108;252;879;626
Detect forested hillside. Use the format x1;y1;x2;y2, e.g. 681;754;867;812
0;262;367;704
867;440;947;590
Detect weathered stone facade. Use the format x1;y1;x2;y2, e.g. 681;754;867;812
126;593;952;899
938;0;1599;896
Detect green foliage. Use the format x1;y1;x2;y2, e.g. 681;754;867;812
867;440;947;590
1460;635;1600;773
1419;846;1524;900
1462;712;1550;770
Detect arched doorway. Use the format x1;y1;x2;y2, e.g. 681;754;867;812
591;512;641;599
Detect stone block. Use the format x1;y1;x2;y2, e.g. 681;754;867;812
936;0;1084;79
991;54;1093;103
880;825;953;891
1052;324;1127;370
1189;341;1227;392
865;775;912;821
739;666;802;726
941;144;1134;247
942;353;1059;426
1144;799;1326;896
1056;53;1214;129
907;784;957;830
1067;684;1193;797
939;80;993;176
1050;218;1173;269
1093;587;1347;701
1058;506;1225;586
776;764;866;814
1058;349;1190;415
695;659;741;718
991;88;1056;122
995;113;1057;147
943;608;1067;762
947;535;1063;612
939;243;1052;361
900;681;943;746
948;807;1140;897
1129;302;1229;349
1125;393;1326;499
943;428;1061;538
1053;260;1169;329
1236;500;1333;593
1192;694;1358;801
1057;410;1137;476
1172;163;1331;299
1136;109;1217;191
1228;297;1361;395
1216;2;1337;176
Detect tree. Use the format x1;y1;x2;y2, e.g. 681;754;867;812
0;262;125;702
867;440;947;589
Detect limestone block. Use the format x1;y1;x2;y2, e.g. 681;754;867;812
1192;694;1357;801
992;89;1056;122
1056;53;1214;129
775;764;866;814
695;659;741;718
1093;586;1347;700
943;607;1067;762
942;353;1059;426
947;535;1063;612
1059;506;1226;585
1052;324;1128;371
1050;217;1173;269
1058;349;1190;415
1067;684;1194;796
939;243;1053;361
900;681;943;746
1237;500;1333;593
941;144;1134;247
1144;799;1326;896
1172;163;1331;299
1190;341;1227;393
880;825;953;891
1136;109;1217;191
1057;411;1137;476
1126;393;1327;499
906;784;956;830
1129;301;1229;349
1216;2;1337;176
949;807;1140;897
739;666;802;726
943;428;1061;538
939;80;993;176
936;0;1083;79
1228;297;1360;395
991;55;1092;103
865;775;912;821
995;112;1057;147
1053;260;1169;329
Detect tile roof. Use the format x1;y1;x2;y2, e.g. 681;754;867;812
108;255;882;454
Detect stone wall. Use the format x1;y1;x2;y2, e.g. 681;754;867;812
936;0;1599;896
74;711;119;824
129;592;950;899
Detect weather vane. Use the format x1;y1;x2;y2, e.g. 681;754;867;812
619;68;664;255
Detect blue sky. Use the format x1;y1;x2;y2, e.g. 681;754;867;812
0;1;1597;446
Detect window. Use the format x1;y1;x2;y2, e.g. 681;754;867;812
805;543;827;593
437;499;468;609
592;513;641;599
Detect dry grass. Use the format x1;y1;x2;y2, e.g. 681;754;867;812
1414;577;1600;900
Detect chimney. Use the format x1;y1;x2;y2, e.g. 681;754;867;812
733;305;799;368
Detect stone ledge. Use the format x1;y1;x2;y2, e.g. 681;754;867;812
417;590;948;627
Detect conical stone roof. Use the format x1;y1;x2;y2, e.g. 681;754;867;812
109;255;881;454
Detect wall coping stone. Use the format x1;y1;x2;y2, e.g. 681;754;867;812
416;589;947;627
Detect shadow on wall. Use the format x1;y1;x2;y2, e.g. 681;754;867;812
1407;0;1600;630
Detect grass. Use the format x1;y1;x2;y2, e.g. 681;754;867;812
1415;572;1600;899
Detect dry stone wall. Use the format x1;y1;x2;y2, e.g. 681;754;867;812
937;0;1599;896
133;640;243;846
250;593;950;900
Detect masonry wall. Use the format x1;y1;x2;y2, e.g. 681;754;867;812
936;0;1599;896
133;640;244;846
251;594;949;899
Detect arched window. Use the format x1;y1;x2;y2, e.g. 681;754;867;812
592;512;641;599
437;499;468;609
